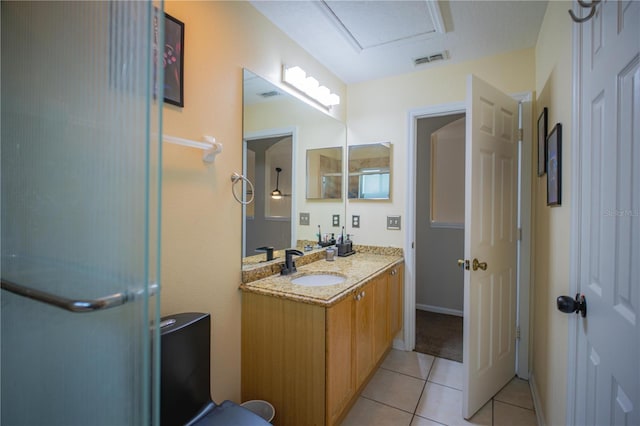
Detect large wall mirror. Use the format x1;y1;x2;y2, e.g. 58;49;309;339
242;69;346;267
347;143;392;200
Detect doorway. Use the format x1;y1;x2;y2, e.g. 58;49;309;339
244;135;293;257
405;92;532;379
415;113;465;363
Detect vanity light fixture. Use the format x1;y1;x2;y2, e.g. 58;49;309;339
282;65;340;108
271;167;283;200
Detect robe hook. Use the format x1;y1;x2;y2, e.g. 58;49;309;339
569;0;601;23
576;0;600;8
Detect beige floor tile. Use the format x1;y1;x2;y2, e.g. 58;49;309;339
428;357;463;390
493;400;537;426
494;377;534;410
341;397;413;426
414;382;462;425
411;414;447;425
464;401;493;426
382;349;435;380
341;356;537;426
361;368;426;413
415;382;492;426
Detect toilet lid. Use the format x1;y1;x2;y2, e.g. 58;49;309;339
186;400;271;426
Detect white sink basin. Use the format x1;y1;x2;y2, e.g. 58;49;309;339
291;274;346;287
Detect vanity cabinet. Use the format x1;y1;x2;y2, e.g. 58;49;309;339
242;262;404;426
326;292;354;425
373;272;389;364
354;276;376;389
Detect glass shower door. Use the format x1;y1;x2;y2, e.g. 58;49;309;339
1;1;162;425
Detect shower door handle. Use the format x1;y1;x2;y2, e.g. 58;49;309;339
1;279;157;313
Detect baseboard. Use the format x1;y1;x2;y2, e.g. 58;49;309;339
416;303;463;317
529;372;546;426
392;337;405;351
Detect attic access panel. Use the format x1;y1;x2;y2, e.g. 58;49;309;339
321;0;444;51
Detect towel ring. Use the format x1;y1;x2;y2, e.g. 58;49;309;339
231;172;255;205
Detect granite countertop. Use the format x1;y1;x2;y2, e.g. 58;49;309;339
239;251;403;307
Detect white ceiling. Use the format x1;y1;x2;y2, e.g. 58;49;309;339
249;0;549;84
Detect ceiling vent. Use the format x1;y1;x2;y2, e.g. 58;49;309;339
259;90;282;98
414;51;449;66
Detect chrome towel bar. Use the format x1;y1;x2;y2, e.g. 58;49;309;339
1;279;157;313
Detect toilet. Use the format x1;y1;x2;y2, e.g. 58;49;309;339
160;312;271;426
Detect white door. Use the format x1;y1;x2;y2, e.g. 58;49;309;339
570;1;639;425
463;75;519;418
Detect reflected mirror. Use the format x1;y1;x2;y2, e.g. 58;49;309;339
348;143;392;200
242;69;346;268
306;147;342;199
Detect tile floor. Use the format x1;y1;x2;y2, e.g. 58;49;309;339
341;349;537;426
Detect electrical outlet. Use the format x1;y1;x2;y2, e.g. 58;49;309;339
299;212;310;226
352;215;360;228
332;214;340;227
387;215;401;230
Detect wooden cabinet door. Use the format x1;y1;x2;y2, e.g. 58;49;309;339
373;273;389;362
242;293;326;426
388;263;404;339
326;295;355;425
354;282;374;389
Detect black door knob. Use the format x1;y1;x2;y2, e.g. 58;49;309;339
557;293;587;317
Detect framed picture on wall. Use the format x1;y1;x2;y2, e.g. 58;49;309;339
537;107;548;176
163;13;184;107
547;123;562;206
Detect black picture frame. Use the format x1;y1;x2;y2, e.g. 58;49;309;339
163;13;184;107
547;123;562;206
537;107;548;176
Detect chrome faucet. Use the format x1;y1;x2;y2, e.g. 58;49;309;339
281;249;303;275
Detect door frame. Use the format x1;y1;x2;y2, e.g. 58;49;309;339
565;3;583;423
243;126;298;257
404;92;532;379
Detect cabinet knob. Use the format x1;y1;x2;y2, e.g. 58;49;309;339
390;269;396;276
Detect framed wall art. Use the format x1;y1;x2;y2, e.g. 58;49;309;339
163;13;184;107
537;107;548;176
547;123;562;206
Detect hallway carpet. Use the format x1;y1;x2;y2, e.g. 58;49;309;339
414;310;463;363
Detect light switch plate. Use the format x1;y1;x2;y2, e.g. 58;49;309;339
387;215;401;230
299;212;310;226
352;215;360;228
332;214;340;227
